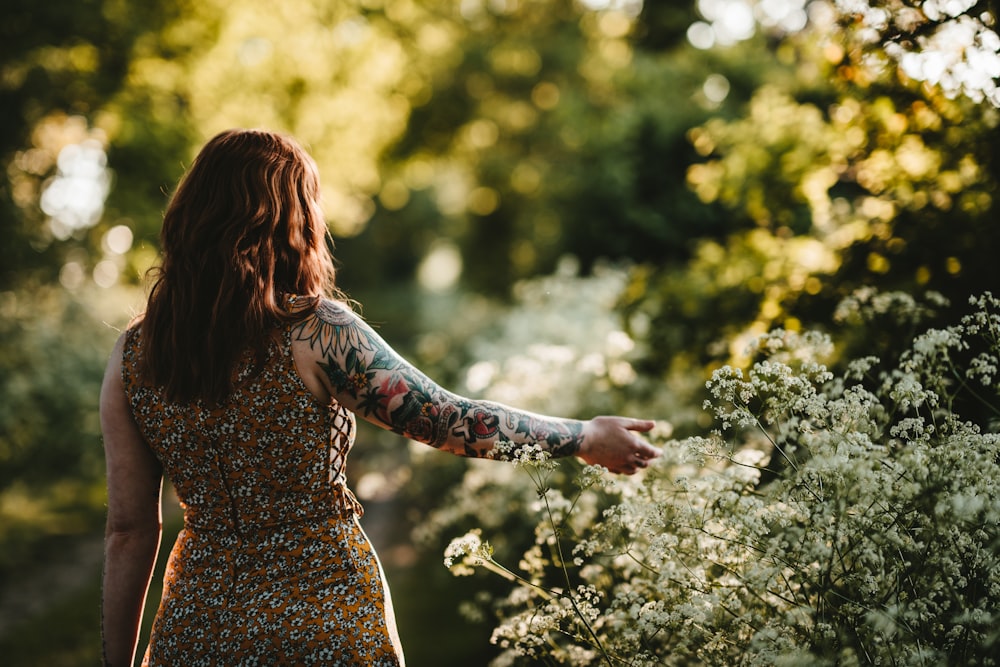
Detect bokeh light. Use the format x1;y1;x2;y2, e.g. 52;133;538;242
40;139;111;239
688;0;810;49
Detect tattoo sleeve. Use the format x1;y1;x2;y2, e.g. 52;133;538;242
292;300;584;458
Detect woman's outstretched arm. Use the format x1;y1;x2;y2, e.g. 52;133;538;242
100;334;163;666
292;299;660;474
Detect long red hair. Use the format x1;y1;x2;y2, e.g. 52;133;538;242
140;129;337;403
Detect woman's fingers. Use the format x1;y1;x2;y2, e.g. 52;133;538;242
623;419;660;473
579;416;664;474
624;420;661;463
624;418;657;433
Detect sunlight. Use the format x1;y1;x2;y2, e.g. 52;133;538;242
894;16;1000;105
841;0;1000;106
705;0;756;43
417;241;463;291
92;259;120;288
58;261;86;290
40;139;110;240
689;0;809;49
758;0;808;31
703;73;731;104
103;225;134;255
576;0;644;16
922;0;979;21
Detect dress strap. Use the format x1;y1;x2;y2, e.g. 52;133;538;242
120;325;143;401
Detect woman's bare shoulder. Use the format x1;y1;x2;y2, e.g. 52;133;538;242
289;297;374;360
313;297;358;326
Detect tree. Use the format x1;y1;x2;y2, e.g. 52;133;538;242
359;0;735;294
623;0;1000;381
0;0;179;290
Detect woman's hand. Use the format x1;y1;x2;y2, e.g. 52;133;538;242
577;416;660;474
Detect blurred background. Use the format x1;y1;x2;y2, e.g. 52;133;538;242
1;0;998;664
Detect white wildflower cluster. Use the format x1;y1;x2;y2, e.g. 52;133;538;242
489;584;608;665
443;529;494;576
574;463;616;492
963;292;1000;391
487;440;556;470
705;329;835;462
890;291;1000;420
834;286;946;326
968;352;998;386
447;292;1000;666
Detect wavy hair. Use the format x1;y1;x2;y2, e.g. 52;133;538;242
140;129;338;403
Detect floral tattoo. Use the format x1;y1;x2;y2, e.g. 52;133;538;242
292;301;583;458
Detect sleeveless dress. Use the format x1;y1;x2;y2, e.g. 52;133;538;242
121;316;404;666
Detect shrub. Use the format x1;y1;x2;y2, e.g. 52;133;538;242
446;292;1000;666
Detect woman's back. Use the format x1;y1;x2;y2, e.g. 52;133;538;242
120;312;403;666
122;315;360;529
99;129;656;667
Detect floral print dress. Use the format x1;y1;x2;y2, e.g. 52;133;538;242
122;321;404;666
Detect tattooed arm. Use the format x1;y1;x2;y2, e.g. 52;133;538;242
292;299;660;473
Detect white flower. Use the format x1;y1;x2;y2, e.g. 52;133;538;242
443;529;492;575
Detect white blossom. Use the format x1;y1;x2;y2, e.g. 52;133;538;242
441;291;1000;665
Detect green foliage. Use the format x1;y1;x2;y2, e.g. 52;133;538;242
623;8;1000;383
446;292;1000;665
0;285;130;582
0;287;116;489
371;0;742;294
0;0;177;289
4;0;1000;662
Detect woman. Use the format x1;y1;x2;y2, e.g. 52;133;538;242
100;129;660;666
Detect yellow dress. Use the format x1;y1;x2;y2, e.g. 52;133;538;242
122;321;404;666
